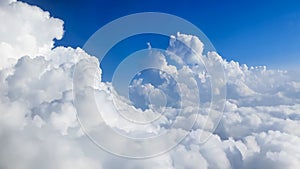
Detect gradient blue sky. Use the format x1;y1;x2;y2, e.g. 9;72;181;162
22;0;300;72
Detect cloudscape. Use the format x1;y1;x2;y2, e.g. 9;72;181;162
0;0;300;169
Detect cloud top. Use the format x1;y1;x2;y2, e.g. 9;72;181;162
0;1;299;169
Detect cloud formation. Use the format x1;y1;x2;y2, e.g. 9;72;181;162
0;1;300;169
0;0;63;69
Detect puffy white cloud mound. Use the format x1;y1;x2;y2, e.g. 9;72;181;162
0;0;63;69
0;1;300;169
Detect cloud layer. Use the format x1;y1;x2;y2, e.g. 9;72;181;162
0;1;300;169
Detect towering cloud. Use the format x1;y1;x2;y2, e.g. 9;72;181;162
0;0;63;68
0;1;299;169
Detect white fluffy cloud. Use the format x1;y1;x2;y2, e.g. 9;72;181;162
0;0;63;69
0;1;300;169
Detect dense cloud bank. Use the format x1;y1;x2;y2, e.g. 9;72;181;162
0;1;300;169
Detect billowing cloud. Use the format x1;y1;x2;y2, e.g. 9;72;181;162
0;1;300;169
0;0;63;69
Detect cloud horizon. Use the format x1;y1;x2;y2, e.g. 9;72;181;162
0;1;300;169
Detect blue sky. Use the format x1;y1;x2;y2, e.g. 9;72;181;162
22;0;300;74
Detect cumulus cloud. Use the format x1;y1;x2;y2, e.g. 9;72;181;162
0;0;63;68
0;1;300;169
